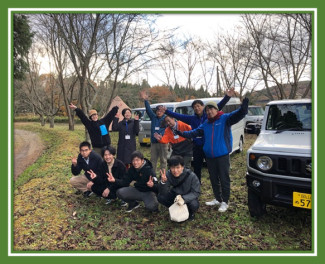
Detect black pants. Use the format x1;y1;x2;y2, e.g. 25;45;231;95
117;187;158;212
192;144;205;183
206;154;230;203
157;191;199;215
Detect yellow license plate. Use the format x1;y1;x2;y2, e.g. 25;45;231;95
143;137;151;143
293;192;311;209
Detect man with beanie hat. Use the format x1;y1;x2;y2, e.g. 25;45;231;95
176;97;249;213
162;88;235;184
69;103;119;156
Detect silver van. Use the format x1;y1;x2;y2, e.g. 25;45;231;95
174;97;245;154
138;102;179;146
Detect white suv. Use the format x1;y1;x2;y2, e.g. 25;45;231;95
246;99;312;217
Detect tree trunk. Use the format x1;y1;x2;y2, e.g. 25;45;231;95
40;115;45;126
49;116;55;128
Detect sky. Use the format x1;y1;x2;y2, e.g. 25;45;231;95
134;14;243;90
37;13;244;92
154;13;242;41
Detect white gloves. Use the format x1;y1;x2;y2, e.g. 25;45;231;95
174;195;185;206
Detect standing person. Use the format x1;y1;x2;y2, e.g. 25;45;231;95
153;116;193;169
115;151;159;213
87;146;127;206
176;98;249;213
158;156;201;221
139;90;168;173
70;141;103;197
69;103;119;156
163;88;235;184
112;108;140;169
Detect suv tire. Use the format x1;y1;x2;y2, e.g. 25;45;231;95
248;188;266;217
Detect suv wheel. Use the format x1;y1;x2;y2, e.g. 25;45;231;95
248;188;266;217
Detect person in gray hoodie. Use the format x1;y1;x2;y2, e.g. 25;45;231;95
158;155;201;221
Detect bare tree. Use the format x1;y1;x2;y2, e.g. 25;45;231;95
51;13;103;115
99;14;161;113
23;44;62;127
33;14;78;130
178;37;201;89
242;14;311;100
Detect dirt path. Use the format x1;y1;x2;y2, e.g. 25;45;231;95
14;129;45;180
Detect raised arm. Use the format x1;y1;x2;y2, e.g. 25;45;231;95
227;98;249;126
176;124;204;139
164;109;194;125
74;108;91;127
217;87;235;111
101;106;119;125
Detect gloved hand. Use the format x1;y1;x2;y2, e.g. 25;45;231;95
174;195;185;206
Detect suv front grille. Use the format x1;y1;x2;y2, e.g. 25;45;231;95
250;154;311;179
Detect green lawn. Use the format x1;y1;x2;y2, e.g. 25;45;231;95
13;122;312;252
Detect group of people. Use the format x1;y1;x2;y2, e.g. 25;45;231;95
68;88;248;221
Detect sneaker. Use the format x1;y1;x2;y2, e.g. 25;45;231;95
120;200;128;207
105;199;113;205
83;191;92;197
188;214;195;221
125;202;140;213
205;199;221;206
218;202;229;212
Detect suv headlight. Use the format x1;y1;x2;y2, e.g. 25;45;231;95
139;124;144;132
256;156;273;171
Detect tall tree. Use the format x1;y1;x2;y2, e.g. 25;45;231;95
13;14;34;80
242;14;311;100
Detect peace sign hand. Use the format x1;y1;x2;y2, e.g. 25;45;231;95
87;169;97;179
160;169;167;183
107;172;115;183
147;176;154;188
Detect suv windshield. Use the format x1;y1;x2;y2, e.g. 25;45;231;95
266;103;311;131
248;107;264;116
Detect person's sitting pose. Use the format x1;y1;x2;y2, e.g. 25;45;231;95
70;141;102;197
115;151;159;213
87;146;127;206
158;156;201;221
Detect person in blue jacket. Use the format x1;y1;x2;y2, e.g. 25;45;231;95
176;97;249;213
163;88;235;184
140;90;168;174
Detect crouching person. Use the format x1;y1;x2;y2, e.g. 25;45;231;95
116;151;159;213
158;156;201;221
70;141;102;197
88;146;127;206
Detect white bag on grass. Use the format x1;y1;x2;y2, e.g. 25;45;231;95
169;202;189;222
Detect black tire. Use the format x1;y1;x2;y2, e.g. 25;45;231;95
248;188;266;217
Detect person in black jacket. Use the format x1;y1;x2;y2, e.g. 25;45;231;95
69;103;119;156
87;146;127;206
113;151;159;213
158;155;201;221
70;141;103;197
112;108;140;168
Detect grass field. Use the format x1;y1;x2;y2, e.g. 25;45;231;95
13;122;312;252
